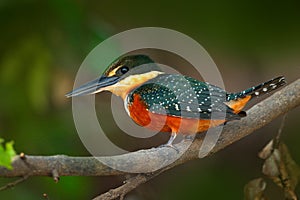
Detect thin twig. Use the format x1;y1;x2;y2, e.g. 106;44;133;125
0;174;30;191
52;169;60;183
274;113;288;149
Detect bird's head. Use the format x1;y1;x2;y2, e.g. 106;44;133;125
66;55;163;99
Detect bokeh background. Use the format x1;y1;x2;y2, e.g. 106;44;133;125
0;0;299;199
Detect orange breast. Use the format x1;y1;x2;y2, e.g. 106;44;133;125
225;95;251;113
128;94;226;135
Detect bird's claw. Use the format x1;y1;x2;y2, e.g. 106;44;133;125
159;143;179;153
184;135;195;141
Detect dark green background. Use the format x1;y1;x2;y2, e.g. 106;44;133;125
0;0;299;199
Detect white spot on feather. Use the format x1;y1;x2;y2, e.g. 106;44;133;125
186;106;191;111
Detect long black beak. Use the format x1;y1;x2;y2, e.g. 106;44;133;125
65;76;119;98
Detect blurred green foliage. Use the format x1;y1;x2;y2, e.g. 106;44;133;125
0;0;299;199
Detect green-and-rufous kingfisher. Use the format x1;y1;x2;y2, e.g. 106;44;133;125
66;55;286;148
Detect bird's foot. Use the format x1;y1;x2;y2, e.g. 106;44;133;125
183;135;195;141
158;133;179;153
159;143;179;153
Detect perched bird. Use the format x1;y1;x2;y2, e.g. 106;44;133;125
66;55;286;148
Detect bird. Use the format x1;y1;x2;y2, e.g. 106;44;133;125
66;54;286;149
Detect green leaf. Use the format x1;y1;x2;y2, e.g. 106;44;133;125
0;138;16;170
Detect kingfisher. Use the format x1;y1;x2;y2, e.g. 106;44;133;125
66;55;286;148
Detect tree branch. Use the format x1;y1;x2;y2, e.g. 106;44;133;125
94;78;300;199
0;78;299;199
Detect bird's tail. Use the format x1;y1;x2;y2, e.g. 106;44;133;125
227;76;286;101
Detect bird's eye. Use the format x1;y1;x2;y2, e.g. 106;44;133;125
120;66;129;74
